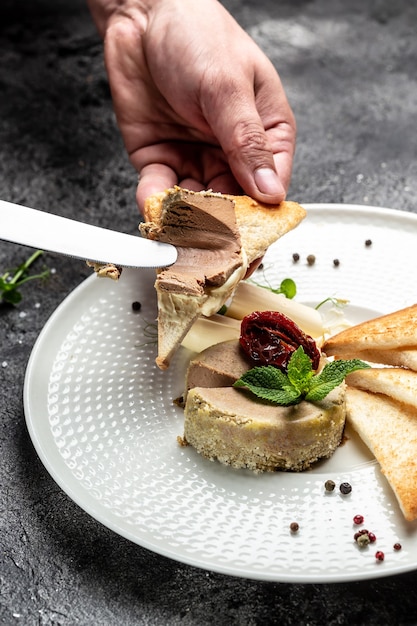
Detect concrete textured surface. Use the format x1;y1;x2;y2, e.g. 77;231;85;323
1;1;417;624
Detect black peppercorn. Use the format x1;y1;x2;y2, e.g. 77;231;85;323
290;522;299;533
365;239;372;247
132;301;142;312
339;482;352;495
292;253;300;263
324;479;336;492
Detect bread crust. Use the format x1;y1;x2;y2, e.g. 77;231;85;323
346;387;417;521
323;304;417;360
227;195;306;263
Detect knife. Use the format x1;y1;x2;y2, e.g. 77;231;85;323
0;199;177;268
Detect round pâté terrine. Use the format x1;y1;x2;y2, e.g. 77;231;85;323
183;340;346;472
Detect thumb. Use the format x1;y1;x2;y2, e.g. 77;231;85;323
206;91;295;204
228;115;294;204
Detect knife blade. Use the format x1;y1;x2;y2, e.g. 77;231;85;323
0;199;177;268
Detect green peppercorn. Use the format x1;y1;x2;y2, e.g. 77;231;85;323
324;479;336;492
357;533;370;548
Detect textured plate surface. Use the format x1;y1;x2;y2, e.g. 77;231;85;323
24;204;417;583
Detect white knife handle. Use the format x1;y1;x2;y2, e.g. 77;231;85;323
0;199;177;268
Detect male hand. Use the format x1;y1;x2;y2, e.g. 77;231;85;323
88;0;296;211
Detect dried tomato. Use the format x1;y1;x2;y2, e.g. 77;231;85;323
239;310;320;371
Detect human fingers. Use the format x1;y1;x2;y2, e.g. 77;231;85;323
137;163;243;212
136;164;177;211
136;165;208;211
203;61;296;204
175;175;240;195
135;140;245;211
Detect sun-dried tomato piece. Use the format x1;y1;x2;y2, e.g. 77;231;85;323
239;310;320;371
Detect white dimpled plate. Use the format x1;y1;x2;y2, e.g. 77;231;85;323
24;205;417;582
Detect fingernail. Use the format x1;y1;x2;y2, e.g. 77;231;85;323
254;168;285;197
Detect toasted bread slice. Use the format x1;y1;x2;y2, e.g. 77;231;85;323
346;387;417;521
323;304;417;366
340;348;417;370
140;187;306;369
347;367;417;410
142;189;305;261
227;195;306;263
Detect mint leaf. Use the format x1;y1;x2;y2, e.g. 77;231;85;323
305;359;370;402
233;366;300;404
286;346;314;394
233;347;370;407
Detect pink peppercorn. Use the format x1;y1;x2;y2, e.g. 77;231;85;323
375;551;385;561
353;515;364;525
394;543;402;551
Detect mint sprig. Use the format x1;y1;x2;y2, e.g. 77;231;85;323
0;250;49;305
233;346;370;406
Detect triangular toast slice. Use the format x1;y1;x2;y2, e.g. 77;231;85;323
140;187;306;369
341;348;417;371
346;387;417;521
347;367;417;411
323;304;417;368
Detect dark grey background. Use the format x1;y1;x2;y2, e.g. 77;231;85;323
1;1;417;624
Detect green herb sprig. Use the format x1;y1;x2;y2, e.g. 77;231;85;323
249;276;297;300
315;296;349;310
0;250;50;305
233;346;370;406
